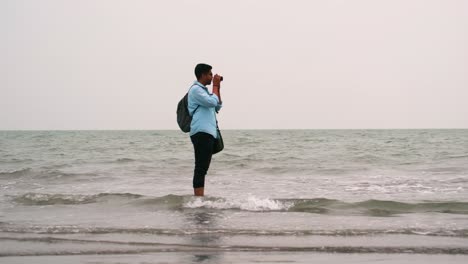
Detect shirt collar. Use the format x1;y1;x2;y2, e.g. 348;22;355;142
193;81;207;89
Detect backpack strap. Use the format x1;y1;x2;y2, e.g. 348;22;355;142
190;105;200;117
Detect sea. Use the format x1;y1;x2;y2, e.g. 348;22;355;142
1;129;467;263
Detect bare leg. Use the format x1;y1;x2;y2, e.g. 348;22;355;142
194;187;204;196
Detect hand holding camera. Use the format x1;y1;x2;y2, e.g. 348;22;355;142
213;74;223;87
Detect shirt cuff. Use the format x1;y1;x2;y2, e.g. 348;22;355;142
212;94;220;104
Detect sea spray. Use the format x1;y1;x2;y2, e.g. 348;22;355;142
184;195;293;211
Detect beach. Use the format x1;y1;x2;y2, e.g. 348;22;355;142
1;129;467;263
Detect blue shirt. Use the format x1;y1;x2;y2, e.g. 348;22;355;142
188;81;222;138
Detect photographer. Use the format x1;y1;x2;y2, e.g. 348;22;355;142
188;63;223;196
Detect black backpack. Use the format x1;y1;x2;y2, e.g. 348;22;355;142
176;90;199;133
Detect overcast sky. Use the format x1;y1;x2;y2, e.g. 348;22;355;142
2;0;467;130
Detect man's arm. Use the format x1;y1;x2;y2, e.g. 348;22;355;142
212;74;222;105
191;86;219;108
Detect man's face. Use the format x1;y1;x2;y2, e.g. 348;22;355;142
203;70;213;85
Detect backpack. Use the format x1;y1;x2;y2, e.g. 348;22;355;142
176;89;199;133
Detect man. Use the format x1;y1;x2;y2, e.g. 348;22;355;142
188;63;223;196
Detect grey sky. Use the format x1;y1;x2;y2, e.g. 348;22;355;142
2;0;467;130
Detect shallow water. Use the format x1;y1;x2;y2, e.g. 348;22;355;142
1;129;467;259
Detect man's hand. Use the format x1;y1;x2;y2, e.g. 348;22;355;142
213;74;222;87
212;74;222;104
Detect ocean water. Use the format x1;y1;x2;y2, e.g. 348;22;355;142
1;129;468;262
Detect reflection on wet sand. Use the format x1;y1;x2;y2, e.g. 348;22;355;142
185;209;223;263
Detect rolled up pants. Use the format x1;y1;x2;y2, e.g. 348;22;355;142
190;132;214;188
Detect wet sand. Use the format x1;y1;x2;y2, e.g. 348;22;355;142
2;252;468;264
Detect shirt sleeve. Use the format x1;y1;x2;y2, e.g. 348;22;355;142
215;102;222;112
191;86;220;108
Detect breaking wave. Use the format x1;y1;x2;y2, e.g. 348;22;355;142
184;196;292;211
8;192;468;215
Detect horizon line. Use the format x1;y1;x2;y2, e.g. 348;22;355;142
1;128;467;132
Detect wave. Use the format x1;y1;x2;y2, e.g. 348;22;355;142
185;196;468;215
448;154;468;159
1;224;467;238
289;198;468;216
1;237;467;256
115;158;136;163
0;168;100;180
9;193;468;215
185;196;292;211
11;192;144;206
0;158;34;164
37;170;100;179
0;168;31;177
448;177;468;184
1;227;468;255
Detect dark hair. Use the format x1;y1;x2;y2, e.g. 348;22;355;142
194;63;212;80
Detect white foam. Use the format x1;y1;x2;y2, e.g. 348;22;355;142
184;195;292;212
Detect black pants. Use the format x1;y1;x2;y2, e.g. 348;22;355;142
190;132;215;188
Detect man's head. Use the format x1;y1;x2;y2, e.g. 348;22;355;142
195;63;213;86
